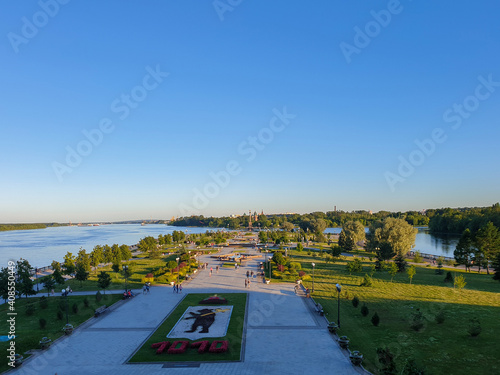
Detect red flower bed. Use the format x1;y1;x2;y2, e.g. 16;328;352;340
277;265;286;272
208;340;229;353
151;341;170;354
191;340;210;354
167;340;189;354
298;271;306;277
199;295;228;304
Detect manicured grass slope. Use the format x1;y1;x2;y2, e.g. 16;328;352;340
294;252;500;375
130;293;247;363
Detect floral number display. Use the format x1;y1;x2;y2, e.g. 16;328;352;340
191;340;210;354
151;341;171;354
167;340;190;354
151;339;229;355
208;340;229;353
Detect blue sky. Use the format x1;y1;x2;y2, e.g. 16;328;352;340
1;0;499;223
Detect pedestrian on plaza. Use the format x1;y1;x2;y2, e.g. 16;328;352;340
172;284;176;293
216;266;219;273
146;284;150;294
179;285;183;293
246;271;249;278
245;279;248;288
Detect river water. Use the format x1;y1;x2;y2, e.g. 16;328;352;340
0;225;459;268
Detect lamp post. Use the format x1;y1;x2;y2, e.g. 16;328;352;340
61;287;70;324
336;283;342;328
311;263;315;293
176;257;180;292
268;258;272;282
122;265;129;293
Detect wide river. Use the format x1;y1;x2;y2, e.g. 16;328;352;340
0;225;459;268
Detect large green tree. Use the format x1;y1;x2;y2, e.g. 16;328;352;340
474;221;500;274
90;245;104;270
342;220;366;245
454;228;475;272
366;218;417;256
97;271;111;293
17;259;36;298
62;252;76;275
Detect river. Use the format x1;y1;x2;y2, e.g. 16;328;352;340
0;225;459;268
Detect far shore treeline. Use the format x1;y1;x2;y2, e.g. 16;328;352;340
171;203;500;235
0;223;66;232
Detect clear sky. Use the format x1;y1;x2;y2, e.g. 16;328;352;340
1;0;499;223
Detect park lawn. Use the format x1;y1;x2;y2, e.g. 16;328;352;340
0;294;122;373
295;252;500;375
129;293;247;363
47;254;194;293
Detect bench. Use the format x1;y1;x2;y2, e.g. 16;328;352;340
94;305;107;317
315;303;324;316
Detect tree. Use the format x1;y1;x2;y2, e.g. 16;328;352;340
42;275;55;296
166;260;178;275
75;264;89;287
52;268;65;285
407;265;416;284
111;244;122;264
474;221;500;274
90;245;104;270
76;248;91;273
492;252;500;281
62;252;75;275
341;220;366;245
339;231;356;252
0;267;10;302
138;236;160;258
97;271;111;294
375;242;396;269
272;252;286;266
330;245;342;258
366;218;417;257
454;274;467;292
395;253;407;272
454;229;475;272
103;245;113;263
17;259;36;298
376;346;397;375
120;244;132;261
388;262;398;282
51;260;61;272
296;242;303;252
281;221;294;232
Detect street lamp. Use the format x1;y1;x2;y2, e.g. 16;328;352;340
311;263;315;293
336;283;342;328
122;265;129;293
61;286;70;324
176;257;180;292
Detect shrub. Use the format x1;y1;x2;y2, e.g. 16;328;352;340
371;312;380;326
444;271;453;283
376;347;397;375
410;309;425;331
360;274;373;287
25;304;35;316
39;318;47;329
352;296;359;308
301;274;312;281
83;297;90;308
277;264;286;272
72;303;79;314
435;310;445;324
467;317;481;337
413;251;423;263
361;304;369;317
39;296;48;309
96;291;103;302
57;310;63;320
289;262;301;270
111;263;120;273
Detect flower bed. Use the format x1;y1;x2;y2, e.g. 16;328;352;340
167;341;189;354
199;295;228;304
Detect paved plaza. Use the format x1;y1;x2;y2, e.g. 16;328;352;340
10;244;362;375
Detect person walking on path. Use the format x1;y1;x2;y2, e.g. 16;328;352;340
172;284;176;293
245;279;248;288
179;285;182;293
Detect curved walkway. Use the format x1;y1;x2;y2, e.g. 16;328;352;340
9;244;361;375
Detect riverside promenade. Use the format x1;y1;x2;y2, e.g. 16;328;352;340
10;244;361;375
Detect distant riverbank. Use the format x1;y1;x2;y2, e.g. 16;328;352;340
0;223;67;232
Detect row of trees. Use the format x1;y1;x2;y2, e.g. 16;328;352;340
428;203;500;234
454;221;500;277
171;209;430;230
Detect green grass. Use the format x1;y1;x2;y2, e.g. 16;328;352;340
0;294;122;373
292;251;500;375
130;293;247;363
40;254;195;293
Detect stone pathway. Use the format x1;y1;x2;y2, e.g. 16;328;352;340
9;243;363;375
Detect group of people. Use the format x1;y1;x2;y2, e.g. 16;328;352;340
172;283;182;293
123;290;134;299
